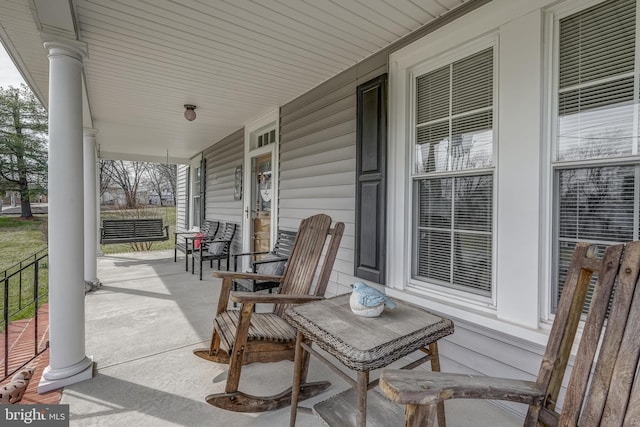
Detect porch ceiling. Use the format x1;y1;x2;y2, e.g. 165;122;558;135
0;0;469;163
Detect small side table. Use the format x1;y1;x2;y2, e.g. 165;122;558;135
285;293;454;427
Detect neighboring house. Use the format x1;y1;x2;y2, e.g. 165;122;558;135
175;0;634;416
100;187;149;207
147;192;175;206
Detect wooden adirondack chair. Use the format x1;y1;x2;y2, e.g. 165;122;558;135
193;214;344;412
380;241;640;427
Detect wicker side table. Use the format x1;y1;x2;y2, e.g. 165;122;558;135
285;293;454;427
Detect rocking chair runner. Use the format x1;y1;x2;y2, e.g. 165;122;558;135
193;214;345;412
380;241;640;427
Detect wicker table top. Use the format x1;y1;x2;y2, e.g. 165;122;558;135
284;293;454;371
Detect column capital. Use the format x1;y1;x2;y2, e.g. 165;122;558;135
41;33;89;61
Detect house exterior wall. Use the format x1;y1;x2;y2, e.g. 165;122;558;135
175;164;188;233
189;0;610;416
202;129;244;254
279;54;387;296
385;0;595;415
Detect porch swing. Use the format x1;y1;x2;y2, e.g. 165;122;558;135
100;151;171;247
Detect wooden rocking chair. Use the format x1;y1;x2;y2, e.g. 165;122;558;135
193;213;344;412
380;241;640;427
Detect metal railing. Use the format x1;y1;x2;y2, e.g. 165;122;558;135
0;247;49;381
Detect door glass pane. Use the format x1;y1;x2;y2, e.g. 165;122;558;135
252;153;272;254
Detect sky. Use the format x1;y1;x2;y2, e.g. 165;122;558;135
0;43;26;88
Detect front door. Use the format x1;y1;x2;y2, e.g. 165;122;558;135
242;111;279;269
252;153;272;255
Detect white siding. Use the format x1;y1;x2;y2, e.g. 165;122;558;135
175;164;189;233
280;54;387;297
203;130;244;253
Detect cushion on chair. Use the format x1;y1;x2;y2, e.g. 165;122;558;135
256;254;287;276
207;242;227;255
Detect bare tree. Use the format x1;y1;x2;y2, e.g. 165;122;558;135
99;159;114;197
145;163;168;206
104;160;147;208
156;163;177;204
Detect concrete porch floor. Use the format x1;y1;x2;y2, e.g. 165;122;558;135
59;250;521;426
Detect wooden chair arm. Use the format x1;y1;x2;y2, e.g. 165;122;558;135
212;270;283;282
230;292;324;305
379;370;544;406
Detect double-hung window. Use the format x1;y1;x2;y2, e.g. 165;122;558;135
553;0;638;311
411;45;495;297
191;159;205;228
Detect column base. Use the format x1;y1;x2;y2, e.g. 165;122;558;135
85;278;102;293
38;356;94;393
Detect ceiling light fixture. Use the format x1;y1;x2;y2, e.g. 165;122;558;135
184;104;197;121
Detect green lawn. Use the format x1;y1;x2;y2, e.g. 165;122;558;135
0;206;176;327
0;215;49;328
0;216;48;271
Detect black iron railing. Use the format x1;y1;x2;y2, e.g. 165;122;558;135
0;247;49;381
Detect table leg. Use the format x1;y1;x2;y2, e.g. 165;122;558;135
356;370;369;427
428;342;446;427
290;331;305;427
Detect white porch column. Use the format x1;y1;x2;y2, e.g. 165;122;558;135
39;38;93;393
83;129;101;290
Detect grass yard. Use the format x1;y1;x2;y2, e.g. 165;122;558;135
0;215;49;328
0;216;48;271
0;206;176;327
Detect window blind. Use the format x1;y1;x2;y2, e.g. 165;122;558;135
554;0;638;313
557;0;636;161
413;46;494;296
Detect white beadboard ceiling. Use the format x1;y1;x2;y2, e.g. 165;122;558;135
0;0;469;163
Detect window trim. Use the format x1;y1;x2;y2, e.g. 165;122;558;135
547;0;640;317
189;155;205;229
389;33;499;308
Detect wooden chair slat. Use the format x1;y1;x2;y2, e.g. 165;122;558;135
524;243;604;423
581;241;640;424
558;244;625;426
600;271;640;426
380;241;640;427
194;214;344;412
623;374;640;425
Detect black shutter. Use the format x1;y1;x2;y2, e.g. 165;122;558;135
200;158;206;223
185;166;190;229
355;74;387;284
